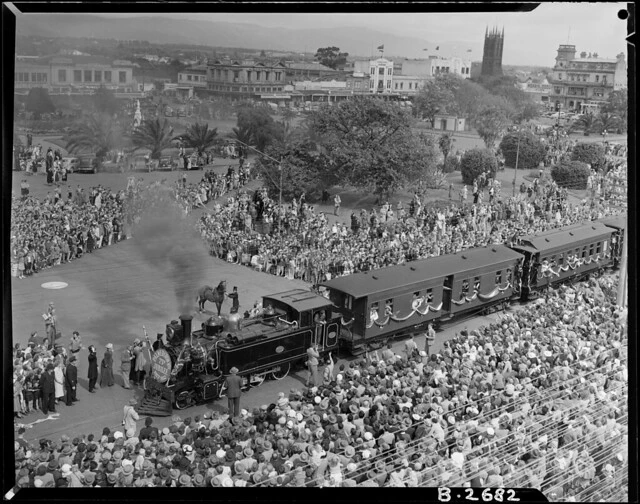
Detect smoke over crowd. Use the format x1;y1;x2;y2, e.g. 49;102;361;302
131;193;211;314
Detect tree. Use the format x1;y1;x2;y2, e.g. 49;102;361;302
131;118;174;160
314;46;349;70
473;104;510;150
65;113;122;161
230;125;254;147
281;108;297;130
460;148;498;185
571;142;606;172
594;112;620;135
574;112;597;136
92;86;120;117
498;131;546;169
179;122;218;155
551;159;590;189
514;103;541;124
413;77;457;125
309;97;438;199
236;106;281;152
602;90;627;132
26;87;55;119
438;133;454;167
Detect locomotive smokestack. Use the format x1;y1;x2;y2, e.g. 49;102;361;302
180;314;193;345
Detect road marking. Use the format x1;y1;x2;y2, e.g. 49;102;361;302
41;282;68;289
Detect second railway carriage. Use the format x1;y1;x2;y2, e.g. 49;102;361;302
510;221;617;300
320;245;523;354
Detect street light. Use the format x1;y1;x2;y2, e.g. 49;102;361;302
512;128;521;197
601;129;608;145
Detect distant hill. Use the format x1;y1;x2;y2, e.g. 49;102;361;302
15;14;482;60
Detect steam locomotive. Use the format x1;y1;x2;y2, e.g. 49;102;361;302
141;215;626;415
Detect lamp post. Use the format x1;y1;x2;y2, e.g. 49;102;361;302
512;128;521;197
601;129;608;145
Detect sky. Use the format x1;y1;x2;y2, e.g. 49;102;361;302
19;3;629;66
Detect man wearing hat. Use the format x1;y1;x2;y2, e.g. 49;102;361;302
65;355;78;405
40;363;56;414
225;367;243;418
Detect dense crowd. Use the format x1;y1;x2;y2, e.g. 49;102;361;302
10;185;131;278
198;176;623;284
13;275;627;498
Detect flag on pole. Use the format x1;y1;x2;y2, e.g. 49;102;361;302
435;46;440;50
423;48;429;51
377;44;384;51
467;49;472;52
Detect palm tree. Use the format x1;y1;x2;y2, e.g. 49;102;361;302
131;118;174;160
65;113;121;161
574;112;597;136
594;112;620;135
179;122;218;155
231;125;254;147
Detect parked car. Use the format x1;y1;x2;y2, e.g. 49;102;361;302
75;155;98;174
157;156;176;171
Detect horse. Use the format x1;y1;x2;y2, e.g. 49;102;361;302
197;281;227;315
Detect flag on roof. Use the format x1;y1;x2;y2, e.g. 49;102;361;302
377;45;384;51
467;49;472;52
435;46;440;50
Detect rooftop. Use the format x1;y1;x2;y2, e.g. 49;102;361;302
263;289;333;313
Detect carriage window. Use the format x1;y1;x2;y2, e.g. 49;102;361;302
557;254;564;265
343;295;352;310
300;311;311;327
589;244;595;256
385;299;394;312
462;280;469;296
474;276;481;291
426;288;433;302
603;240;608;252
495;271;502;285
506;269;512;283
371;302;379;311
413;291;421;300
596;242;601;254
581;247;587;258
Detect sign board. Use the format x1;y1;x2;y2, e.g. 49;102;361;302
151;349;172;382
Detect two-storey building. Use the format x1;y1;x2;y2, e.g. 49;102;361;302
548;45;626;113
354;58;395;94
205;58;289;100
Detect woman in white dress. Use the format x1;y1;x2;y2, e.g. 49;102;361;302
54;357;65;403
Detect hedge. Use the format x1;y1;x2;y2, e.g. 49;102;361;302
460;148;498;185
498;131;546;170
550;160;590;190
571;142;606;173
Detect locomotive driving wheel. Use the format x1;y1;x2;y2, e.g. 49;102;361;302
175;390;194;410
249;373;266;387
271;363;290;380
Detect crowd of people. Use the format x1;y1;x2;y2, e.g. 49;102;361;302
12;274;627;498
197;174;623;284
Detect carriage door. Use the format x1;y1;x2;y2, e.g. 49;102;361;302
442;276;453;312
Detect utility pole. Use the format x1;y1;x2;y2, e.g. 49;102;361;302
512;130;521;197
616;233;627;307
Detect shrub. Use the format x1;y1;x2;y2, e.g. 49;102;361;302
460;148;498;185
442;156;461;173
551;160;590;190
571;142;606;173
498;131;546;170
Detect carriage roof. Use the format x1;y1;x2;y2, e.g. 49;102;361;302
319;245;522;299
598;215;627;232
513;222;614;254
263;289;333;312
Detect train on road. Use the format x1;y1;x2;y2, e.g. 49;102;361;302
140;215;626;415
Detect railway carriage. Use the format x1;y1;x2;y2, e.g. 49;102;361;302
319;245;523;354
511;222;617;299
142;217;626;414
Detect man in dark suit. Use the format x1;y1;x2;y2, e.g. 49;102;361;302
65;355;78;405
224;367;243;418
40;364;56;414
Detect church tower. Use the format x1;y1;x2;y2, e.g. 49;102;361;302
481;26;504;77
